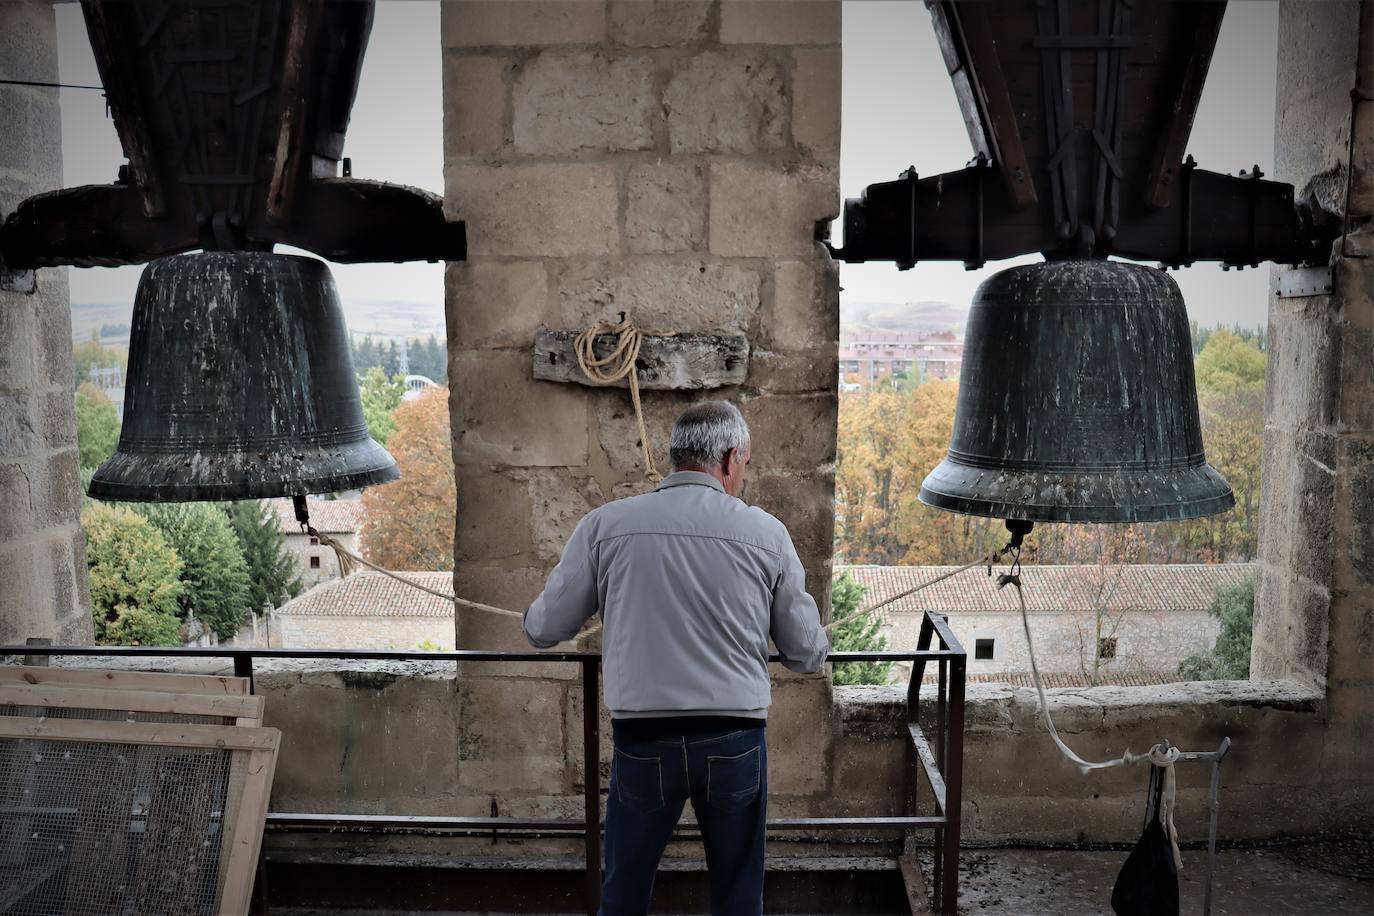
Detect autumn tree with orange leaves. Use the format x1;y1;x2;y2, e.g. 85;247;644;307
361;387;456;571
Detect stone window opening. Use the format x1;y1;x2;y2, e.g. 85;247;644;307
309;556;321;570
1097;637;1117;661
974;638;995;661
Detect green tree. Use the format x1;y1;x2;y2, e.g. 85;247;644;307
1178;577;1255;680
74;382;121;470
82;502;184;646
358;366;404;446
829;572;893;686
1194;329;1267;392
137;503;252;639
221;500;302;610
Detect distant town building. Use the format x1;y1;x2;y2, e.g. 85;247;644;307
402;374;439;400
271;498;363;589
89;364;126;418
270;571;453;649
838;330;964;388
841;563;1254;681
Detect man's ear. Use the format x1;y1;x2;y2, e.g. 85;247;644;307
721;448;738;476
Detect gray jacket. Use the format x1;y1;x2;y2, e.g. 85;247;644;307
523;471;830;719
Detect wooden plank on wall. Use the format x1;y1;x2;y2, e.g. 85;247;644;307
0;665;250;696
0;683;264;723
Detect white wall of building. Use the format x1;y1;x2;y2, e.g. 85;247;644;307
884;609;1219;678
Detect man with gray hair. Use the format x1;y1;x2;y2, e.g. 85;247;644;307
525;399;829;916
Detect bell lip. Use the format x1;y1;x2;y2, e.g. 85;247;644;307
87;445;400;503
917;457;1236;524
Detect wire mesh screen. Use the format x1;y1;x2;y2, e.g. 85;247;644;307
0;705;235;726
0;736;247;915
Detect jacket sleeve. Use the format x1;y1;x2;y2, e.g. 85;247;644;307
524;514;599;649
769;532;831;673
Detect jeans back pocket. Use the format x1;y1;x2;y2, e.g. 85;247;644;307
613;747;665;814
706;745;761;812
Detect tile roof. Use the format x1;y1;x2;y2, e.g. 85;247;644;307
274;572;454;617
271;498;363;534
839;563;1254;614
916;671;1185;688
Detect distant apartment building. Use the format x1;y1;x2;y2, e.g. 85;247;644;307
271;498;363;589
839;330;964;388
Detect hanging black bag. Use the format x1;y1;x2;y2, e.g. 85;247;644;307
1111;759;1180;916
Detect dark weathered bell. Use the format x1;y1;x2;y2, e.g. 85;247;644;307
919;260;1234;523
89;252;399;501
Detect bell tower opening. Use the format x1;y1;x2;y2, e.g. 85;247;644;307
834;1;1279;690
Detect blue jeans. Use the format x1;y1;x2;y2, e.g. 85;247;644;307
600;725;767;916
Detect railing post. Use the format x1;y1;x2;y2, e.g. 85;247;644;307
233;653;254;692
939;649;966;915
933;655;947;908
583;658;601;916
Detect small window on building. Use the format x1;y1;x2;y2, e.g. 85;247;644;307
309;536;319;545
1098;637;1118;660
974;638;995;661
309;556;321;569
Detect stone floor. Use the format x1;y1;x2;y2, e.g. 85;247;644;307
929;838;1373;915
269;838;1372;914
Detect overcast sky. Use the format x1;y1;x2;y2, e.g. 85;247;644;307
55;1;1278;327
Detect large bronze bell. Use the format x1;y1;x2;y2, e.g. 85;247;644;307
919;260;1234;523
88;252;399;501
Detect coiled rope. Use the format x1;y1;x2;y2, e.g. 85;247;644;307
574;318;664;482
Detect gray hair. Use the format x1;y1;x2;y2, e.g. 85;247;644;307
669;401;750;471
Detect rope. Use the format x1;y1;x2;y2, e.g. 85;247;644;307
823;547;1009;632
574;319;664;482
1005;552;1154;774
1150;742;1184;870
312;529;524;620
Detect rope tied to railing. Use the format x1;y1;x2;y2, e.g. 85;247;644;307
573;318;669;482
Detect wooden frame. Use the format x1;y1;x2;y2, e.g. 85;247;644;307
0;717;280;916
0;683;264;726
0;665;250;696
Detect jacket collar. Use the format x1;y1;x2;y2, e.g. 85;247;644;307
654;470;726;494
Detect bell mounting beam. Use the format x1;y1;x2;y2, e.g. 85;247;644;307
0;0;465;270
832;0;1336;270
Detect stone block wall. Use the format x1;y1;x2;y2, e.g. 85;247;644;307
441;0;841;812
1251;0;1373;824
0;0;90;646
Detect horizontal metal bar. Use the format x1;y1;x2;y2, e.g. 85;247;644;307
767;816;946;830
266;812;948;833
0;646;961;664
908;722;947;815
267;813;585;831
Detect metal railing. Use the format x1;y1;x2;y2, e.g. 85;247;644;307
2;613;967;915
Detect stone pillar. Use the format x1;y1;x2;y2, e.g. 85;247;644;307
0;0;91;646
441;0;840;810
1254;0;1373;828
